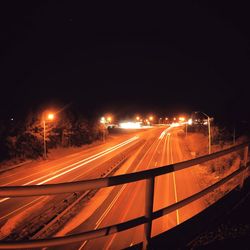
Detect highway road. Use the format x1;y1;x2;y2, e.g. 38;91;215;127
0;128;162;238
51;126;206;250
0;125;206;249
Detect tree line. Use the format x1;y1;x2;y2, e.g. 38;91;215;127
0;109;107;161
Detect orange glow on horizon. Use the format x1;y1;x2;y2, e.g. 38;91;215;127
179;117;185;122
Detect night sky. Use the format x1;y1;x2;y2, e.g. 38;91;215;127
1;2;249;123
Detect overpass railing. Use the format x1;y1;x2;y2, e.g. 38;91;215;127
0;142;249;249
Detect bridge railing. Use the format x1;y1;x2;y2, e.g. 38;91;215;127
0;142;249;249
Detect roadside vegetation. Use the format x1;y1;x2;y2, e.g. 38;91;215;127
0;108;107;163
184;123;249;206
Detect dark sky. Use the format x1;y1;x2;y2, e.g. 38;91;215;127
0;2;249;122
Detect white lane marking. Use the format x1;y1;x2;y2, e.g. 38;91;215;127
169;135;180;225
172;172;180;225
0;136;139;204
95;185;127;228
78;241;88;250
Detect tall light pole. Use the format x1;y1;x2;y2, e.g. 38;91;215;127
195;111;211;154
43;113;55;159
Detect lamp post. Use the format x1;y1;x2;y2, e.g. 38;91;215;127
43;113;54;159
195;111;211;154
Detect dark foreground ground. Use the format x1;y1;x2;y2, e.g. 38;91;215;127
128;173;250;250
186;176;250;250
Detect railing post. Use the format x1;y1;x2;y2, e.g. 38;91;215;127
240;145;249;188
143;177;155;250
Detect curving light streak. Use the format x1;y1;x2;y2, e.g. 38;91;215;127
0;136;139;204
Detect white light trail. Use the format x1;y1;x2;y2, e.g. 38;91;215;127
0;136;139;204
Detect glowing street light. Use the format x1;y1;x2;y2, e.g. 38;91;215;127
136;116;140;121
47;113;54;120
187;118;193;125
149;116;153;121
100;117;106;124
107;116;112;123
43;112;55;159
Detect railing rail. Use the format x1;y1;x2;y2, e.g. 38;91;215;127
0;141;249;249
0;142;248;198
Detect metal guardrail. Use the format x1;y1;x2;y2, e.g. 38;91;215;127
0;142;249;249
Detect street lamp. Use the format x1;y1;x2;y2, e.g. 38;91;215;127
100;117;106;124
194;111;211;154
107;116;112;123
43;112;54;159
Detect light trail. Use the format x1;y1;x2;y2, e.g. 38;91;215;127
1;137;138;187
37;136;138;185
0;136;139;204
105;128;170;249
78;130;167;250
100;129;168;249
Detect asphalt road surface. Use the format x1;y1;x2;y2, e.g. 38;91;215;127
64;126;206;250
0;126;206;249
